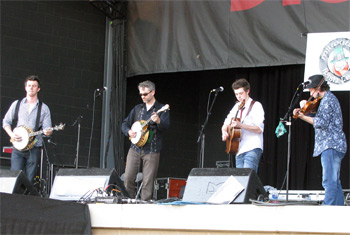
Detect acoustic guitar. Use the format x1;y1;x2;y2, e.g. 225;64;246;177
129;104;170;147
226;100;245;154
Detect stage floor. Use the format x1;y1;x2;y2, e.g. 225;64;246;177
88;202;350;235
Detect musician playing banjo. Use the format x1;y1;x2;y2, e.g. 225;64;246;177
221;78;264;173
121;80;170;201
3;75;52;184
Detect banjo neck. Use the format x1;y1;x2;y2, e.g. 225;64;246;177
29;123;66;137
29;128;51;137
141;104;170;127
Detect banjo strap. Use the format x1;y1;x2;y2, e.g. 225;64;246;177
134;104;143;122
13;99;43;131
35;101;43;132
12;100;21;129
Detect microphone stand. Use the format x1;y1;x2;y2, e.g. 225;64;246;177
47;137;61;192
197;90;220;168
73;115;83;169
87;90;99;168
281;83;303;202
39;136;51;197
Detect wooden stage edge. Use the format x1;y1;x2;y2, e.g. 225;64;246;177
88;203;350;235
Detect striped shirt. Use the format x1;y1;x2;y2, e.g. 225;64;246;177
2;98;52;147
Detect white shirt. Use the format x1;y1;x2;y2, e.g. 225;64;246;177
223;97;264;156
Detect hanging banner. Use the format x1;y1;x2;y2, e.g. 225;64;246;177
127;1;350;77
304;32;350;91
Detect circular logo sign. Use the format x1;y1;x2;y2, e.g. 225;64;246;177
319;38;350;85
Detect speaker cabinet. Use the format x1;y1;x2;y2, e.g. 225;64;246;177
0;169;39;196
183;168;266;204
49;168;130;201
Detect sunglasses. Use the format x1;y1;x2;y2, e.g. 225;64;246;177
139;91;151;97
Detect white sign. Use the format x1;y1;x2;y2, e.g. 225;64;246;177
207;175;244;204
304;32;350;91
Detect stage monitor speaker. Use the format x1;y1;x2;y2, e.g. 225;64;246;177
182;168;266;204
0;169;39;196
49;168;130;201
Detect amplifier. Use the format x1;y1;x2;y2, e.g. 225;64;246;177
2;146;13;154
269;190;325;202
154;177;186;200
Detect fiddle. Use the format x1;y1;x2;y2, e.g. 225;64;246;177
293;76;324;119
293;96;322;119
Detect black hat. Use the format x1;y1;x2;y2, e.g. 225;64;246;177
305;74;325;89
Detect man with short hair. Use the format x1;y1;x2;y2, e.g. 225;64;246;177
121;80;170;201
3;75;52;183
221;78;265;173
293;74;347;205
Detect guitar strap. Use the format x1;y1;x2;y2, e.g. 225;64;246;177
242;100;255;123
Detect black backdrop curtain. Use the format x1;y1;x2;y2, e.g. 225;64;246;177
110;21;128;175
123;64;349;190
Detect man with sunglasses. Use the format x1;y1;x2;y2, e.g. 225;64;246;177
122;80;170;201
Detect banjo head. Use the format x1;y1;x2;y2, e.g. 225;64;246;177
130;121;143;144
13;126;34;151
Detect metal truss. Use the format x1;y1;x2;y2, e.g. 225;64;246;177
89;0;127;20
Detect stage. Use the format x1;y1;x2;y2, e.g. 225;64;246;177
88;202;350;235
1;192;349;234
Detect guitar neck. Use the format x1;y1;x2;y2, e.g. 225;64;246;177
234;109;240;121
234;101;245;121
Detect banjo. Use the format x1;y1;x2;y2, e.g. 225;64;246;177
11;123;65;151
129;104;170;147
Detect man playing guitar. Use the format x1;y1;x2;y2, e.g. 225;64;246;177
3;75;52;183
121;80;170;201
221;78;264;173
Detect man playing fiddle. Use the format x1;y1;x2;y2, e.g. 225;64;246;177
293;74;347;206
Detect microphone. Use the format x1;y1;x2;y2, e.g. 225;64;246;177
72;115;83;126
96;87;107;92
301;80;311;87
211;86;224;92
48;138;57;146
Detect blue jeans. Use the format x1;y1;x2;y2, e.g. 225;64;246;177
11;147;41;183
321;148;345;206
236;148;262;173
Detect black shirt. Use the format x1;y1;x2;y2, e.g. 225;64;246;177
121;101;170;154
